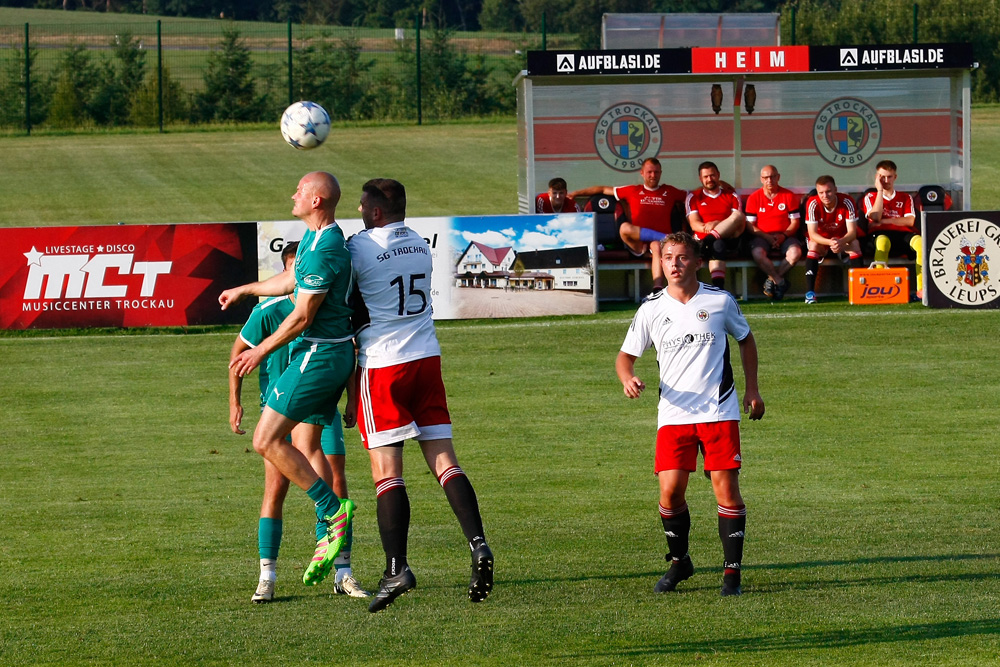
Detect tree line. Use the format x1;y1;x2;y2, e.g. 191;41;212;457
2;0;999;117
0;26;522;129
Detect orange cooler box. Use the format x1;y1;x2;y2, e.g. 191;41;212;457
848;267;910;304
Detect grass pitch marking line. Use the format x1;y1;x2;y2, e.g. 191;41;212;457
443;307;989;331
2;307;993;342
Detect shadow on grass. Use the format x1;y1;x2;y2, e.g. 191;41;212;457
555;618;1000;658
506;553;1000;587
755;553;1000;571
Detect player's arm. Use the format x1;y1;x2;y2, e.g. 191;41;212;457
568;185;614;199
219;270;296;310
840;218;859;244
686;201;710;235
866;177;884;223
737;333;764;420
784;211;801;237
230;291;324;377
616;351;646;399
228;336;252;434
684;192;715;235
806;222;832;248
342;360;358;429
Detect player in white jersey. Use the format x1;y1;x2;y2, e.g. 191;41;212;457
617;231;764;596
346;178;493;613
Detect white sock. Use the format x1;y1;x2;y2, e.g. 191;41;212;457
334;549;351;569
260;558;277;581
334;566;353;584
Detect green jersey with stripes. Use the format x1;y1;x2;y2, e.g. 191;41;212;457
294;224;354;343
239;295;293;408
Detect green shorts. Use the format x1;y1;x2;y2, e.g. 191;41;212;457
265;338;354;427
321;414;346;456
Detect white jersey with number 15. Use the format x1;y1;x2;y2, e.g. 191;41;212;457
347;222;441;369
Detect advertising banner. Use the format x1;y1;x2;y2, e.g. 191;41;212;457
923;211;1000;308
257;213;596;320
0;223;258;329
527;44;974;76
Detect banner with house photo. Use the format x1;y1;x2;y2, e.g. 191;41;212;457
257;212;596;320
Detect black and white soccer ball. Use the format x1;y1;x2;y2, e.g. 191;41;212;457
280;101;331;150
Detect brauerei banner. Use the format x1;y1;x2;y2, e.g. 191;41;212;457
0;223;258;329
923;211;1000;309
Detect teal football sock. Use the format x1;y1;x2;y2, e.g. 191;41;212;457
258;517;283;560
305;478;341;523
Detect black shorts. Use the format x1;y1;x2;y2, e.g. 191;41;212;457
748;234;803;257
705;235;745;260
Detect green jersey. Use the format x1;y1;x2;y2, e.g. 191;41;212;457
239;295;294;408
294;224;354;343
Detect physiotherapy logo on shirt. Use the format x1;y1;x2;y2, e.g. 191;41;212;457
813;97;881;167
594;102;662;172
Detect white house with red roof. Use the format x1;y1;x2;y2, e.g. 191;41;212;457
455;241;592;292
455;241;516;288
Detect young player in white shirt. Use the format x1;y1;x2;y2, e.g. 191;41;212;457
617;231;764;596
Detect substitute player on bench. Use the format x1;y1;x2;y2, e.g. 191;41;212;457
862;159;923;300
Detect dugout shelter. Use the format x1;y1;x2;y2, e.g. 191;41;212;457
602;13;781;50
516;43;975;218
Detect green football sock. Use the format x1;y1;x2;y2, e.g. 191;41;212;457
305;478;341;524
258;517;283;560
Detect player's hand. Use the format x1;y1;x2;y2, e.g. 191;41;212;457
219;287;247;310
343;393;358;429
230;348;263;378
829;238;842;254
744;391;765;420
230;403;246;435
622;376;646;399
874;173;884;192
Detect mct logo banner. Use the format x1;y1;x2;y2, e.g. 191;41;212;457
0;223;258;329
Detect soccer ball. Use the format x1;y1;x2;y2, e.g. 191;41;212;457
280;101;330;150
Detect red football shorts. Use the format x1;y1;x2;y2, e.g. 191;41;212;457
356;356;452;449
654;421;741;473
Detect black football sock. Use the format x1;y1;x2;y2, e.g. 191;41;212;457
659;503;691;560
438;466;486;549
375;478;410;576
718;504;747;578
805;257;819;292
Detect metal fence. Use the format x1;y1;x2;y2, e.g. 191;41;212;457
0;19;571;133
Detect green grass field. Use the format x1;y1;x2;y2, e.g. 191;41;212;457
0;122;518;225
2;307;998;665
3;110;1000;226
2;116;1000;664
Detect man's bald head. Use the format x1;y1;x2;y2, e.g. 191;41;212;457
303;171;341;210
